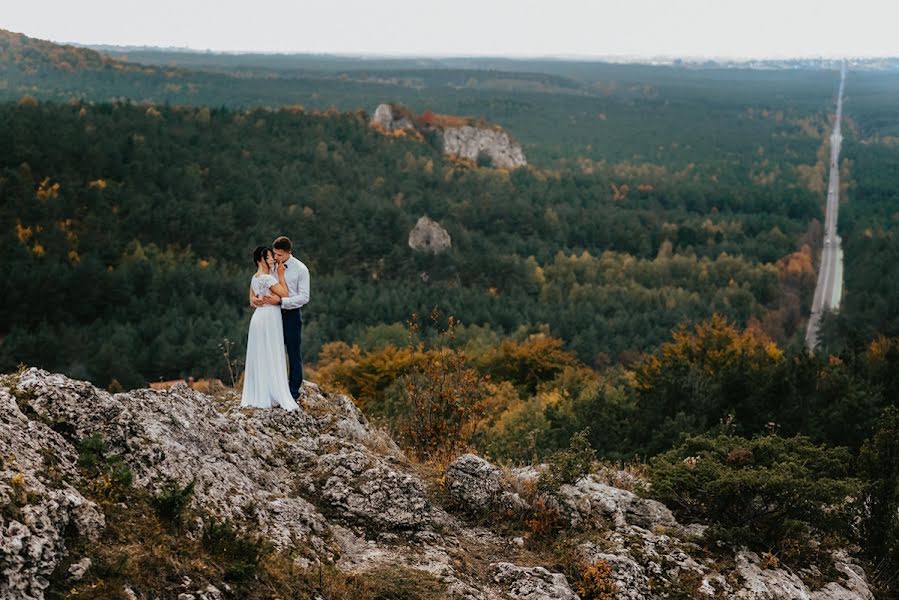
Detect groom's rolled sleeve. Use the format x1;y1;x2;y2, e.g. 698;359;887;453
281;263;310;310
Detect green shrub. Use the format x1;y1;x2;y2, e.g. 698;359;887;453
77;434;133;495
151;479;195;526
538;429;596;496
647;434;860;563
76;434;107;471
202;521;262;582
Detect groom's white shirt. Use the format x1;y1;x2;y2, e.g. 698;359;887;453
281;255;310;310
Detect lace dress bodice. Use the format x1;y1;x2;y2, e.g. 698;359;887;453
251;273;278;299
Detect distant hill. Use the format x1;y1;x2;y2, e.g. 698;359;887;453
0;29;157;75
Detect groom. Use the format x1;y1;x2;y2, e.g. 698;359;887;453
253;236;310;398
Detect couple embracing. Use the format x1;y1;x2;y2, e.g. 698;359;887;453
240;236;310;412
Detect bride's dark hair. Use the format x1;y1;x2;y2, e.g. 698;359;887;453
253;246;273;267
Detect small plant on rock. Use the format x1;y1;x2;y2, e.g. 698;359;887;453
538;428;597;496
151;479;195;527
77;434;133;497
576;560;618;600
202;520;263;582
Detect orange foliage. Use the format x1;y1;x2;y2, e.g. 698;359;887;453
36;177;60;201
422;112;475;129
576;560;618;600
636;315;783;391
523;494;563;541
610;183;629;202
866;337;897;365
777;244;814;277
316;341;420;410
479;335;579;394
15;221;33;243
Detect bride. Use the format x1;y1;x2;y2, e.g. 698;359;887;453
241;246;299;411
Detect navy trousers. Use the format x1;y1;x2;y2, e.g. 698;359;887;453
281;308;303;398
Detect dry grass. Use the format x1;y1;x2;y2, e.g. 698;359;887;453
591;460;650;493
53;487;449;599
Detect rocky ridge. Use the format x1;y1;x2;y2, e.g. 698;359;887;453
370;103;527;169
1;369;874;599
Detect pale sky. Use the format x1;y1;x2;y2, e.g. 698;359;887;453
4;0;898;59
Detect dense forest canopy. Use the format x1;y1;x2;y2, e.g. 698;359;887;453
1;97;826;388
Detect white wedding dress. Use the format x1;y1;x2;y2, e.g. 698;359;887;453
240;273;299;411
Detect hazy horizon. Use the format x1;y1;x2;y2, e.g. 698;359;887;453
5;0;899;60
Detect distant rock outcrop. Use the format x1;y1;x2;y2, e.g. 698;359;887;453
408;215;451;254
370;103;415;133
442;125;527;169
370;103;527;169
0;369;875;600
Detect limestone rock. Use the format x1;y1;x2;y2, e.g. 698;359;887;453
492;562;578;600
67;557;91;582
445;454;528;515
408;215;451;254
735;551;874;600
0;369;877;600
0;387;105;600
810;552;875;599
558;474;679;531
442;126;527;169
315;449;436;531
577;545;651;599
370;103;414;132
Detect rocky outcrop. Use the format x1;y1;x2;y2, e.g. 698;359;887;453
0;387;105;600
492;562;578;600
557;475;679;531
408;215;451;254
0;369;876;600
445;453;527;514
370;103;415;133
448;455;873;600
442;126;527;169
370;102;527;169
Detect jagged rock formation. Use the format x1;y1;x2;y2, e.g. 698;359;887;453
0;369;875;599
370;103;415;133
442;126;527;169
408;215;452;254
370;102;527;169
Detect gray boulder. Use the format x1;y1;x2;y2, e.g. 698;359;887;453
492;562;578;600
558;474;679;531
445;454;528;515
408;215;452;254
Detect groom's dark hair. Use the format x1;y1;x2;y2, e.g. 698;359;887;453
273;236;292;252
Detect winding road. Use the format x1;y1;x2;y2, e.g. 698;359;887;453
805;63;847;351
